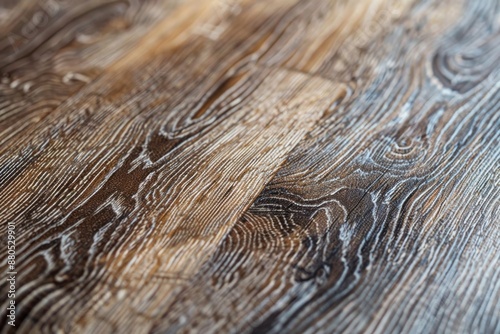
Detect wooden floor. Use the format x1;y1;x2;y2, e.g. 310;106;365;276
0;0;499;333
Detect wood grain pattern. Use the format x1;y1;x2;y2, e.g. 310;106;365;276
0;0;499;333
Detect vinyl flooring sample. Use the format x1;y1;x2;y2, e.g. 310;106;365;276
0;0;499;333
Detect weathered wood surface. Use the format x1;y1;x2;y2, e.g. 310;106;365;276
0;0;499;333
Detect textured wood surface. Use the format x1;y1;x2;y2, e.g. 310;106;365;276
0;0;499;333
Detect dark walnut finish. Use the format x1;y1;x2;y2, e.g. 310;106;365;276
0;0;499;333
